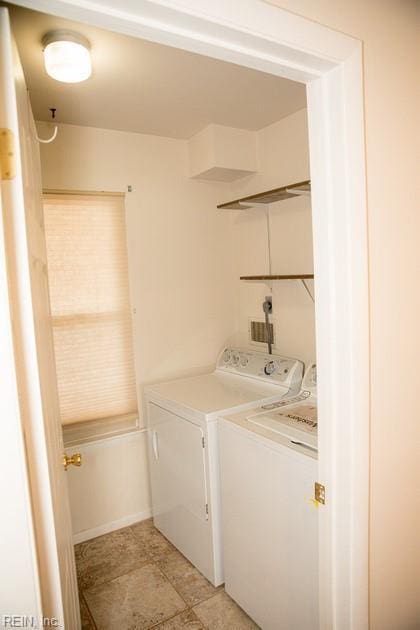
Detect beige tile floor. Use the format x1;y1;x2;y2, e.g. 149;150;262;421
76;519;259;630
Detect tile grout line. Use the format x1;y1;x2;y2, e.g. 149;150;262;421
148;607;204;630
76;521;221;628
81;557;193;630
136;521;223;611
80;591;98;630
152;561;192;611
80;519;217;606
79;558;156;593
78;525;156;592
140;560;209;630
156;558;225;610
154;561;192;609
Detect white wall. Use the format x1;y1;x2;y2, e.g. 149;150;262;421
267;1;420;628
68;432;151;542
37;110;314;538
38;121;238;537
38;121;238;391
228;109;315;367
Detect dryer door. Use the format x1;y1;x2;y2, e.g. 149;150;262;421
148;403;208;522
148;402;215;578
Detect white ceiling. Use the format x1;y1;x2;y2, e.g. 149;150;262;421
7;4;307;139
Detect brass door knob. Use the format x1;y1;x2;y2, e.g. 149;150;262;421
63;452;82;471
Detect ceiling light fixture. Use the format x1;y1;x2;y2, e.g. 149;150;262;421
42;30;92;83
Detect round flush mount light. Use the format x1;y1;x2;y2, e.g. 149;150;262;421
42;30;92;83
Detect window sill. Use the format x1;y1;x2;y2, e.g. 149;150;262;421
63;413;140;447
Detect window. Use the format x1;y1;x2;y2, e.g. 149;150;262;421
43;193;138;442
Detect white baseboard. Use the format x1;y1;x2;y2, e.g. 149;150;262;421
73;508;152;544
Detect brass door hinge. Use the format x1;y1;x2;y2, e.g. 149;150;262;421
0;128;16;180
315;482;326;505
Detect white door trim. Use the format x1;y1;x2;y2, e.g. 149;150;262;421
10;1;370;628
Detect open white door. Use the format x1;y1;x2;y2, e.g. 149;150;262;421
0;8;80;627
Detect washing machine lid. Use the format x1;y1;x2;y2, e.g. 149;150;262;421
247;397;318;450
145;371;289;417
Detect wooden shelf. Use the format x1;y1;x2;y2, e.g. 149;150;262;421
240;274;314;281
217;180;310;210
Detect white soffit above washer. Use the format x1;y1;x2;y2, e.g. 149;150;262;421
7;3;306;139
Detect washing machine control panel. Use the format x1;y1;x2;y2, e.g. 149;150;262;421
302;363;317;392
217;347;304;391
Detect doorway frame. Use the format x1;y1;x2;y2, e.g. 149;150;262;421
10;1;370;628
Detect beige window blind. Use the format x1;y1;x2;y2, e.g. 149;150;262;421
43;193;138;426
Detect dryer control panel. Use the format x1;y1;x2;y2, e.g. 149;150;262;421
216;347;304;392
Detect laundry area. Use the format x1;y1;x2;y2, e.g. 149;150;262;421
6;3;319;629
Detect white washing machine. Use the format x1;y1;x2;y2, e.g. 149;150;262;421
144;347;304;586
219;364;318;630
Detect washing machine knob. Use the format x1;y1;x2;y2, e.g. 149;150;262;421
222;349;231;363
232;352;240;366
264;360;278;375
